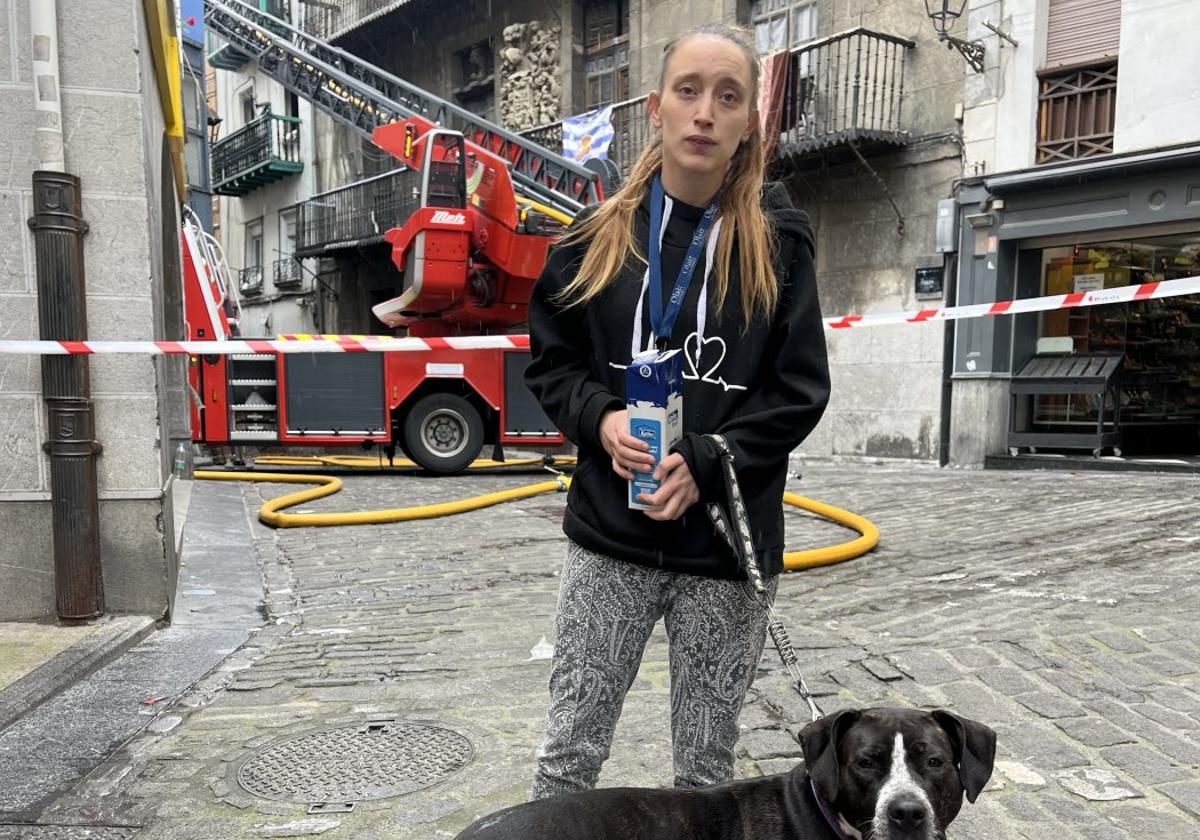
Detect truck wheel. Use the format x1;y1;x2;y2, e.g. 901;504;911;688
403;393;484;474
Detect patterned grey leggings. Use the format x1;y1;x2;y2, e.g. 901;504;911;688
531;541;778;799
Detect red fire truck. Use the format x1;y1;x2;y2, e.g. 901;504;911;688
185;0;609;472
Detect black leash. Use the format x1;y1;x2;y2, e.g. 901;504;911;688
705;434;824;722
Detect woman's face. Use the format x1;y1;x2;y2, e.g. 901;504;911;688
648;35;756;186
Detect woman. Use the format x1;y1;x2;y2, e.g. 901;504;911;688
525;23;830;797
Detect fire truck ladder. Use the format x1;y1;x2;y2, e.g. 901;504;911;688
203;0;601;215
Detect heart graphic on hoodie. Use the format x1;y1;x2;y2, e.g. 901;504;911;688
683;332;747;391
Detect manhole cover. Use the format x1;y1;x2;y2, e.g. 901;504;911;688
236;720;474;803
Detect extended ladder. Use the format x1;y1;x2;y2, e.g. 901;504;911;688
203;0;600;215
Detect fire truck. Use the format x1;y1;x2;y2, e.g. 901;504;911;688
185;0;610;473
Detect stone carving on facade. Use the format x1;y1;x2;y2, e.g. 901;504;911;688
498;21;561;131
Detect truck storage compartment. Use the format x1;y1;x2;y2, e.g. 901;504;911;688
285;354;386;435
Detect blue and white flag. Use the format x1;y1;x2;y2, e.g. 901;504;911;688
562;105;614;163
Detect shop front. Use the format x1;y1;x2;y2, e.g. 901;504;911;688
947;145;1200;465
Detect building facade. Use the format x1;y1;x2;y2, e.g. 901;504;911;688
951;0;1200;463
207;0;969;462
0;0;186;619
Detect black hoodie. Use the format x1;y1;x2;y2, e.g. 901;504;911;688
525;182;830;580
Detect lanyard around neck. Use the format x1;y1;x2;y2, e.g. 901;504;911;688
648;173;719;348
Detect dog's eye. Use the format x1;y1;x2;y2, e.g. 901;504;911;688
856;758;874;770
926;757;944;768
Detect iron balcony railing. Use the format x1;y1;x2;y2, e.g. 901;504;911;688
274;257;303;288
521;95;652;182
211;111;304;196
302;0;397;41
239;265;264;296
776;27;915;157
293;168;422;257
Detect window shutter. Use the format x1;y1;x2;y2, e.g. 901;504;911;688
1044;0;1121;69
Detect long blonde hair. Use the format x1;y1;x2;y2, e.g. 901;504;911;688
557;24;778;328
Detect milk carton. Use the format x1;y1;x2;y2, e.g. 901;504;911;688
626;348;683;510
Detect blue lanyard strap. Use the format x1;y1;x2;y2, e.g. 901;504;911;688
648;173;719;347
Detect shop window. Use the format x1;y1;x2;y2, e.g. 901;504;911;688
583;0;629;109
749;0;817;55
1034;234;1200;450
1036;62;1117;164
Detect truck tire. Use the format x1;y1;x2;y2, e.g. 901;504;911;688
403;393;484;474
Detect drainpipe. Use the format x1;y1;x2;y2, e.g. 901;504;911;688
29;0;104;619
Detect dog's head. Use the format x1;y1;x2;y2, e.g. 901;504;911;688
798;708;996;840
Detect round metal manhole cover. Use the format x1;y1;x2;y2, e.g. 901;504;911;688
236;720;474;803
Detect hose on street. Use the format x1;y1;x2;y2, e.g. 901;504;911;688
195;457;878;572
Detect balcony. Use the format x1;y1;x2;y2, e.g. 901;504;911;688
294;169;421;258
207;0;292;70
775;28;915;160
239;265;264;297
211;111;304;197
274;257;303;288
521;95;652;182
302;0;402;41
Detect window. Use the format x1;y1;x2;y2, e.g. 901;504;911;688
181;72;203;130
181;63;208;188
184;135;206;189
1036;62;1117;164
240;88;258;126
279;210;297;258
285;90;300;120
242;218;264;296
276;210;301;288
583;0;629;109
454;40;496;122
245;218;264;268
750;0;817;55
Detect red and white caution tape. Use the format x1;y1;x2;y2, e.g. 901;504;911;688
1;276;1198;355
0;334;531;356
823;274;1200;330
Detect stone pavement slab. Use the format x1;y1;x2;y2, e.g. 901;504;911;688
0;616;156;733
14;461;1200;839
0;479;264;823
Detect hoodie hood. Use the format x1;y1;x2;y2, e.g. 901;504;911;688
764;180;816;259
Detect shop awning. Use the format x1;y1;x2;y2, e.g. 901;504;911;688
985;143;1200;194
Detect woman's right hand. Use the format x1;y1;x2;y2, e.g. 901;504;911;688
598;409;656;480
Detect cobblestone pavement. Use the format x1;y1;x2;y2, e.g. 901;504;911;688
37;460;1200;839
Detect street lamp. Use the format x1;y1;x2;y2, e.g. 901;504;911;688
924;0;986;73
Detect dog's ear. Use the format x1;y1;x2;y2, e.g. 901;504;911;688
932;710;997;804
798;709;861;802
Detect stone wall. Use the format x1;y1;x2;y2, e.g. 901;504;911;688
0;0;179;618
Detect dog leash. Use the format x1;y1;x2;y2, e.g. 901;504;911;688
705;434;824;723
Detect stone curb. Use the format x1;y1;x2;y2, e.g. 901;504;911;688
0;615;158;732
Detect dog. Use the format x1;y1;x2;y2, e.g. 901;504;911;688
454;707;996;839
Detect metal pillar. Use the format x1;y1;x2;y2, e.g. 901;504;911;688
29;170;104;620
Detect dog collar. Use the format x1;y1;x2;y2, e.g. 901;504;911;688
809;779;855;840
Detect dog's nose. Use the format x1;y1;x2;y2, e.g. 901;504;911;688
887;798;927;831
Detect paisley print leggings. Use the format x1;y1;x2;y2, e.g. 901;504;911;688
531;540;777;798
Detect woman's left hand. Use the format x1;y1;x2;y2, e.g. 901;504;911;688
637;453;700;521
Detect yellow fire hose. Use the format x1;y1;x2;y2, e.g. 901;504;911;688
196;456;878;572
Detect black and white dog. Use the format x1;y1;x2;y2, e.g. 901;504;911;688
454;708;996;839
